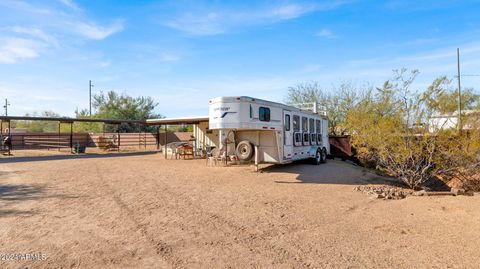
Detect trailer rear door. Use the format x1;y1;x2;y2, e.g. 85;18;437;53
283;110;293;159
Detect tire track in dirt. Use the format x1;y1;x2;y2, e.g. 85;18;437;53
92;163;181;268
135;169;314;268
92;159;314;268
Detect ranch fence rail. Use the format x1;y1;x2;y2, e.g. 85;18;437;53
6;132;354;160
7;132;192;151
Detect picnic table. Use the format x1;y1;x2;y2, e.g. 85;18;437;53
176;144;194;159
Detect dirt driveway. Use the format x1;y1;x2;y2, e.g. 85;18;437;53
1;152;479;268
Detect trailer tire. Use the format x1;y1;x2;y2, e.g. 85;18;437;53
236;140;254;161
320;147;327;163
312;149;322;165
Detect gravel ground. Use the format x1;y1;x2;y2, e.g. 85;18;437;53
1;151;480;268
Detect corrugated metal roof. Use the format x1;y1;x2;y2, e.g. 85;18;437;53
146;116;209;125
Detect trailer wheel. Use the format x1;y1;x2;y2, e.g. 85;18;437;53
312;149;321;165
236;140;254;161
320;147;327;163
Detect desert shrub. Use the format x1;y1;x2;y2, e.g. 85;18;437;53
433;129;480;190
347;69;480;189
287;70;480;189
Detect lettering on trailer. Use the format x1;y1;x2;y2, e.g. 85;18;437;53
213;106;237;119
220;112;237;118
214;107;231;112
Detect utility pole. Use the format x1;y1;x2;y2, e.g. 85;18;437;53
456;48;462;132
89;80;94;116
3;98;10;116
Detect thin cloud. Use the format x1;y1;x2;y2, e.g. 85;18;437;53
99;60;111;68
57;0;81;10
0;0;52;15
165;12;224;36
0;1;124;64
69;20;124;40
323;41;480;89
159;52;180;62
5;26;59;47
316;29;338;39
0;38;40;64
0;26;60;64
163;2;346;36
266;3;316;20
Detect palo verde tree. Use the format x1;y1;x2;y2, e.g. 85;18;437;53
287;70;480;189
346;69;480;189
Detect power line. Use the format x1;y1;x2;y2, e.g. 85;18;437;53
457;48;461;132
458;74;480;77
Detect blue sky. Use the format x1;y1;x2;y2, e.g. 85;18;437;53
0;0;479;118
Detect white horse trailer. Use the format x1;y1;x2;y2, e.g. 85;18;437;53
209;96;330;169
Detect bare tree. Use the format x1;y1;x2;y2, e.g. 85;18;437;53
286;81;363;135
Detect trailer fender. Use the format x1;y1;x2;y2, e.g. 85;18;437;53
307;146;318;157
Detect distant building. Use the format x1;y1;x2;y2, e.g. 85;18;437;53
429;110;479;132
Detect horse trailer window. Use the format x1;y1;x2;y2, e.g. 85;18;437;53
303;133;310;144
302;117;308;132
295;133;302;144
309;118;315;133
259;107;270;122
316;120;321;133
284;114;290;131
293;115;300;132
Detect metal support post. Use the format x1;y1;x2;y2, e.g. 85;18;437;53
70;122;73;153
164;125;168;159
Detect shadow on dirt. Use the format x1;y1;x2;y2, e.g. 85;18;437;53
0;184;44;218
263;160;450;191
263;160;394;185
0;151;158;164
0;209;36;217
0;184;44;201
0;183;80;218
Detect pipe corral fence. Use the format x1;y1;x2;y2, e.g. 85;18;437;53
0;116;194;155
0;116;354;161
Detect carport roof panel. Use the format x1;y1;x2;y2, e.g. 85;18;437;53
146;116;209;125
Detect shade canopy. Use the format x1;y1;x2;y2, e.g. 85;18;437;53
146;116;209;125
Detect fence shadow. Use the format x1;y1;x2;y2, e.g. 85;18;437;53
0;151;159;164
